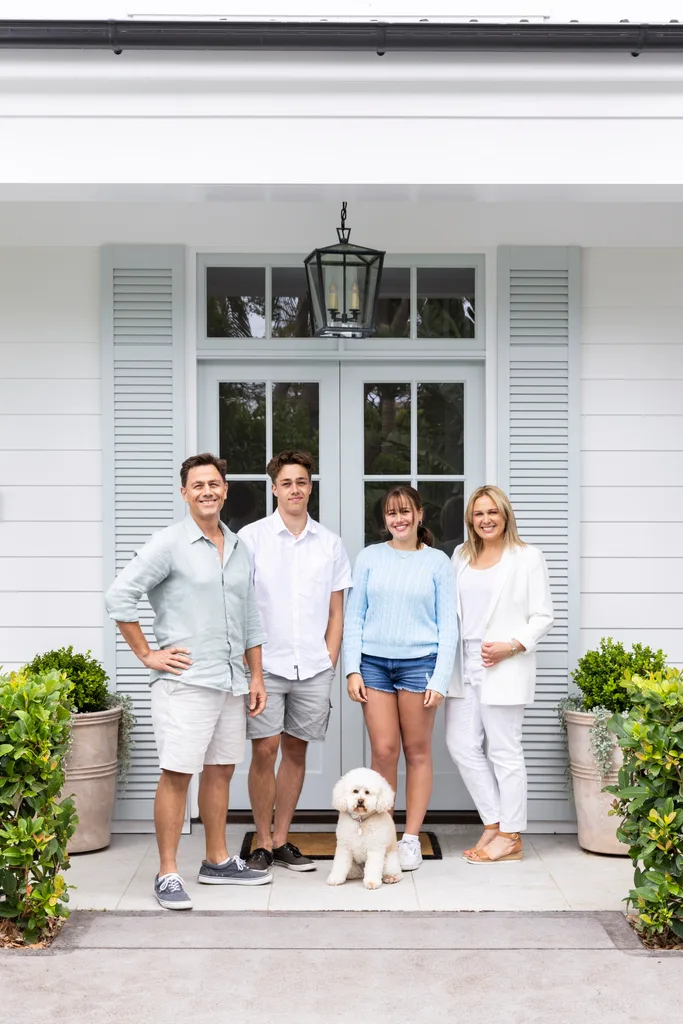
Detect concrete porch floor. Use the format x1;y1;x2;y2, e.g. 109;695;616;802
66;824;634;913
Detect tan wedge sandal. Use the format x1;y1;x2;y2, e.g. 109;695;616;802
466;830;523;864
462;823;499;861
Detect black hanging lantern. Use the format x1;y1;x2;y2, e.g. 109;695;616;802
304;202;385;338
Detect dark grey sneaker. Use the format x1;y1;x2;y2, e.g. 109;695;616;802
246;847;275;872
272;842;316;872
197;855;272;885
154;872;193;910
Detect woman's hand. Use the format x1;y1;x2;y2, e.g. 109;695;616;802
347;672;368;703
424;689;444;709
481;640;525;667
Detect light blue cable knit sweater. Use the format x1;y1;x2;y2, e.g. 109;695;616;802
343;542;458;696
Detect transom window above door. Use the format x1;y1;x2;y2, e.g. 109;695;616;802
202;260;478;343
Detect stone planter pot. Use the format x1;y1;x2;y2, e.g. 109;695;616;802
65;706;121;854
564;709;629;856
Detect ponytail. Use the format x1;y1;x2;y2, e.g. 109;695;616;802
417;523;434;548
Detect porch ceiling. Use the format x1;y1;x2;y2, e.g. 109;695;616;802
5;183;683;203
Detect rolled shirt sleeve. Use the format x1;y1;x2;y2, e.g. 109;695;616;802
244;573;267;650
332;537;353;592
105;532;171;623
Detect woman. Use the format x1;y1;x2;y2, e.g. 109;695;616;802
445;485;554;864
343;486;457;872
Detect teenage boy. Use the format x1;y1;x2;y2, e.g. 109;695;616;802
105;453;272;910
238;450;352;871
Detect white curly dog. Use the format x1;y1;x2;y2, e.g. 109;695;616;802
327;767;403;890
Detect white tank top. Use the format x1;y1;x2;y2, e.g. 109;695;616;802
459;561;502;642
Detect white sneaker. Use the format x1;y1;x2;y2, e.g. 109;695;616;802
397;835;423;871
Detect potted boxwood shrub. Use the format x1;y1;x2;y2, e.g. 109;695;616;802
23;647;135;854
558;638;666;855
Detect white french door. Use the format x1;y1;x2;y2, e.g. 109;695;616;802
198;361;342;810
198;358;485;811
340;362;485;810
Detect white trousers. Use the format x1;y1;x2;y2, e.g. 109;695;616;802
444;685;528;833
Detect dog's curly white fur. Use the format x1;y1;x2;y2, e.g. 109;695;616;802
327;768;402;890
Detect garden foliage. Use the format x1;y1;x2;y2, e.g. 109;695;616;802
607;668;683;946
571;637;666;714
0;669;78;945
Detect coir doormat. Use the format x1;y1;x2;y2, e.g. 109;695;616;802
239;830;442;861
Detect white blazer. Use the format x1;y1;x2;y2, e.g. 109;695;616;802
448;544;554;706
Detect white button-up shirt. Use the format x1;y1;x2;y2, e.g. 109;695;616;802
238;510;352;681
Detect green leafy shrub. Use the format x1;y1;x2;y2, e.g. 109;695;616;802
24;646;109;713
22;647;136;785
572;638;666;715
0;668;78;945
607;668;683;947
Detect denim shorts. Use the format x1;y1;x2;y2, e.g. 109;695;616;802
360;653;438;695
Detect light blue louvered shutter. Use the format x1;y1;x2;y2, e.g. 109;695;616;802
101;245;186;823
497;246;580;825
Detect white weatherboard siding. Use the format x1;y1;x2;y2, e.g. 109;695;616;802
0;248;103;673
581;248;683;666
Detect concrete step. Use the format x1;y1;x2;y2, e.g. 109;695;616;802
58;910;640;952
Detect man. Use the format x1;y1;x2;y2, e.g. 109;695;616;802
238;450;352;872
105;453;272;911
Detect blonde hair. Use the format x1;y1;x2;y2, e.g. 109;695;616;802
459;485;526;563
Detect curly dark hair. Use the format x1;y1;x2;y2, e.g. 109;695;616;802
266;450;316;484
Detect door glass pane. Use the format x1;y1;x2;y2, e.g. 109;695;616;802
219;382;266;473
272;267;313;338
418;481;464;557
207;267;266;338
364;481;405;547
374;268;410;338
417;382;464;475
221;481;266;532
364;383;411;474
272;382;320;461
416;268;475;339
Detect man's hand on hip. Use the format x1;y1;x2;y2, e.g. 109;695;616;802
248;676;267;717
141;647;192;675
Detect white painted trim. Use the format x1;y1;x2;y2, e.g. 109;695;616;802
484;245;498;483
567;246;582;676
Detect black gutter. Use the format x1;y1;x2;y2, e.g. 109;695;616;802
1;20;683;56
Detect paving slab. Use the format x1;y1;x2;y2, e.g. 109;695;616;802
3;943;681;1024
56;910;627;951
63;827;639;913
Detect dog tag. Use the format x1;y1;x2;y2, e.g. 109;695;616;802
357;826;363;836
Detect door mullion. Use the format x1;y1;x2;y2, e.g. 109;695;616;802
265;379;273;515
410;379;418;488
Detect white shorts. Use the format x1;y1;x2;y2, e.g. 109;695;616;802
151;680;247;775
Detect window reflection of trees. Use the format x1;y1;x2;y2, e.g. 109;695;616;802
218;382;266;474
272;383;320;461
364;384;411;474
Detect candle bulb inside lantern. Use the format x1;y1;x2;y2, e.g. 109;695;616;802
349;280;360;310
328;281;338;310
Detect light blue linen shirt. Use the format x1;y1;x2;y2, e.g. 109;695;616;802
343;542;458;696
105;517;266;694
